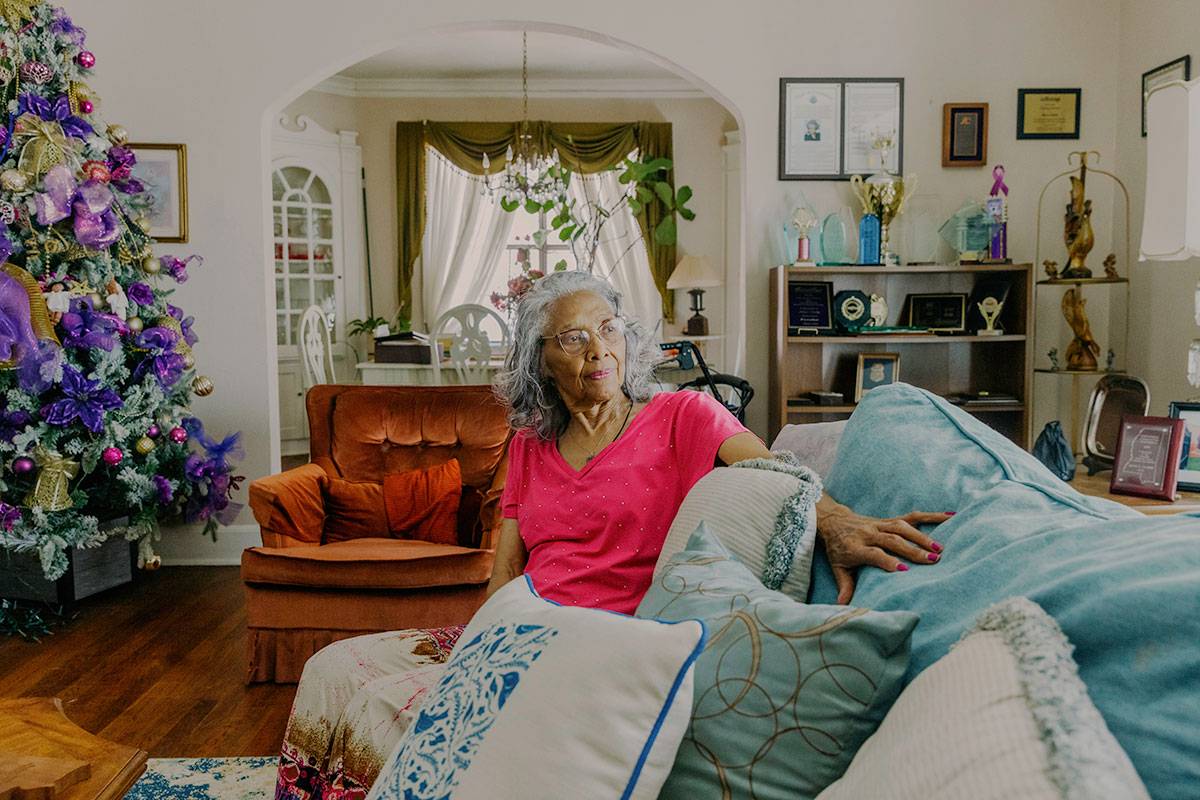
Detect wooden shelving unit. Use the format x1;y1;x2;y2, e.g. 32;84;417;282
769;263;1035;447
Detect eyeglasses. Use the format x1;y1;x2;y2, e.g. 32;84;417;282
543;317;626;356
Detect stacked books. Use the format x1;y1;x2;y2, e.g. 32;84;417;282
374;331;433;364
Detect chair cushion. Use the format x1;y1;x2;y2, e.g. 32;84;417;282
813;383;1200;799
241;538;493;590
323;477;389;543
383;459;461;546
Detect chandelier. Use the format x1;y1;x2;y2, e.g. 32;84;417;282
482;31;566;206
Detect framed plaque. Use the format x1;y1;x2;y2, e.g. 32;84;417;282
1109;416;1186;500
855;352;900;402
1016;88;1081;140
787;281;834;335
779;77;903;180
833;289;871;333
942;103;988;167
1167;401;1200;491
904;293;968;332
1142;56;1191;136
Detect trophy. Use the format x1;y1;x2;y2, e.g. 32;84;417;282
791;206;818;265
976;296;1004;335
984;165;1009;262
851;131;916;266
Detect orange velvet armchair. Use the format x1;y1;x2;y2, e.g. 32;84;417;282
241;384;510;683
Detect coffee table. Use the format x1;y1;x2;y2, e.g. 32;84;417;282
0;698;146;800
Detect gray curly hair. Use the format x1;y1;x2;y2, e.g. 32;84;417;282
494;271;658;440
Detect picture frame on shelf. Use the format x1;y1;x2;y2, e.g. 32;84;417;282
128;142;189;243
904;293;968;332
1016;88;1081;140
1167;401;1200;491
787;280;834;335
1142;56;1191;137
1109;415;1186;501
779;77;904;180
855;352;900;402
942;103;989;167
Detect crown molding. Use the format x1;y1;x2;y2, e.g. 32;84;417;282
313;74;706;100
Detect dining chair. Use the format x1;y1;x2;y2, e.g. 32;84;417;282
298;304;336;387
429;304;510;385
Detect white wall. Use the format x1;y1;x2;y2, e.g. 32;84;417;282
74;0;1134;562
1117;0;1200;413
280;91;736;334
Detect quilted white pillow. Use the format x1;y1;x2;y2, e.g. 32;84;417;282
366;575;705;800
655;466;817;601
817;597;1150;800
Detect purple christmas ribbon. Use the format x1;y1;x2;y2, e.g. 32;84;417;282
18;94;93;140
60;297;119;351
35;165;121;250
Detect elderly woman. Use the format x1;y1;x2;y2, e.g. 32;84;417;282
274;271;948;800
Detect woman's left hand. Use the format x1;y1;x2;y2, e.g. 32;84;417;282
816;500;952;605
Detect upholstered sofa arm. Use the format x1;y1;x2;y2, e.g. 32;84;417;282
248;463;328;548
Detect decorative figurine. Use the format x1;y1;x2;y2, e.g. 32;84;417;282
985;165;1009;262
1103;253;1119;280
1106;348;1116;372
1043;259;1059;280
105;278;128;321
1048;347;1061;371
43;282;70;324
868;294;888;327
1062;152;1097;279
1062;288;1100;370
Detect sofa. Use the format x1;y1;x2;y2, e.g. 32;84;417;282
241;384;510;683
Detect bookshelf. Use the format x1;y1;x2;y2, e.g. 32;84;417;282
768;263;1034;447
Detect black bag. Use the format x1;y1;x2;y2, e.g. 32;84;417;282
1033;420;1075;482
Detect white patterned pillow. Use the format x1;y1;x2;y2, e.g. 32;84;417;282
816;597;1150;800
656;466;817;601
366;576;705;800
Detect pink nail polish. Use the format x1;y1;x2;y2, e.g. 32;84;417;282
930;541;943;553
927;552;939;563
945;511;957;517
895;563;909;572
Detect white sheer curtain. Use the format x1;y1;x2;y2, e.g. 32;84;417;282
420;146;514;328
567;170;663;336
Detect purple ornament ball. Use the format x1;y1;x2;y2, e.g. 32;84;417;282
12;456;34;475
168;427;187;444
147;424;160;438
77;51;96;69
102;446;123;466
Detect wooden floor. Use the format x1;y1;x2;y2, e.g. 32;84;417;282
0;566;297;757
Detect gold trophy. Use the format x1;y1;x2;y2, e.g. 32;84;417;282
850;131;915;266
976;296;1004;336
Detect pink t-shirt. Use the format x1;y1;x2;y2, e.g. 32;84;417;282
500;390;749;614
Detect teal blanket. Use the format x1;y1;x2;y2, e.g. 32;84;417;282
809;384;1200;800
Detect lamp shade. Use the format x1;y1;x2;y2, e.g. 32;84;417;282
667;255;722;289
1140;79;1200;261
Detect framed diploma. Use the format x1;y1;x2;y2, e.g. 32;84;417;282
1109;416;1185;501
1142;56;1191;136
786;281;834;334
779;77;903;180
1016;88;1081;140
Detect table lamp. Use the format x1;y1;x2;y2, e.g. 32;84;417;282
667;255;722;336
1142;78;1200;388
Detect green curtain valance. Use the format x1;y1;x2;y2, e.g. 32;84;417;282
396;120;675;322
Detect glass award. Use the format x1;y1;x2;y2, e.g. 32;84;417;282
818;212;848;265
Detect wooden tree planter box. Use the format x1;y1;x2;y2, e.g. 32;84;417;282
0;521;136;604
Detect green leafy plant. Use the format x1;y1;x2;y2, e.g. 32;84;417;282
347;317;391;338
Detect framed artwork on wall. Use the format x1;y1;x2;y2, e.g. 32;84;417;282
1167;401;1200;491
1016;88;1081;140
1142;55;1191;137
942;103;988;167
128;143;189;243
779;78;904;180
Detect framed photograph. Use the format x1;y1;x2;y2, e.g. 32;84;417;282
779;78;903;180
1167;401;1200;491
127;143;188;243
1016;88;1081;140
904;293;968;332
1142;56;1191;137
1110;415;1186;501
855;352;900;402
787;280;834;335
942;103;989;167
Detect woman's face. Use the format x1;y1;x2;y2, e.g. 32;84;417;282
541;290;627;409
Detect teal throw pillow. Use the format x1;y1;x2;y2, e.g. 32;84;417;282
636;523;918;800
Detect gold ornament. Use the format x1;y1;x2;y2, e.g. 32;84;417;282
126;315;143;333
24;446;79;512
135;216;152;234
135;436;155;455
42;237;65;255
107;124;129;146
182;353;195;369
155;315;193;363
88;291;104;309
14;114;69;178
141;554;162;571
117;244;135;264
191;375;213;396
0;169;27;192
0;0;41;30
0;263;58;369
67;82;93;116
140;255;160;275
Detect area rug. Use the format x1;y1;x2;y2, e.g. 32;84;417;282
124;757;277;799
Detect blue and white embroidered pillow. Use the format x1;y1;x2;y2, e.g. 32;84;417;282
367;576;706;800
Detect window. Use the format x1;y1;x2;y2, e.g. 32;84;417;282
486;207;579;309
272;166;337;347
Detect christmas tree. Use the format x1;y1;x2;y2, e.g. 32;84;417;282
0;0;242;582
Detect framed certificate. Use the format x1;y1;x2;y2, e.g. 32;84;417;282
1142;56;1191;137
1109;416;1185;501
779;77;903;180
1016;88;1081;140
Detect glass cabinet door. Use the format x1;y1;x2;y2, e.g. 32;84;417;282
272;166;339;347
